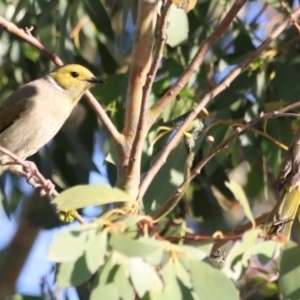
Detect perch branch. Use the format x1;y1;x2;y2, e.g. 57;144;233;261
0;16;122;146
0;146;86;224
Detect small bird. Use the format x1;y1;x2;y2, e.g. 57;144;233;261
266;129;300;240
0;64;104;175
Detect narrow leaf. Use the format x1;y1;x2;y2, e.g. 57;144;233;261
52;185;131;210
129;257;163;298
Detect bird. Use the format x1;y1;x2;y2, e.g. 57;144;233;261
0;64;104;175
265;129;300;240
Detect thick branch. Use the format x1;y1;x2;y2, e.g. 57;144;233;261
122;0;157;141
119;0;157;196
139;6;300;200
124;1;171;198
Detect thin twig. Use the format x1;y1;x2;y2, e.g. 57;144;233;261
153;103;300;222
210;213;270;255
280;0;300;33
139;6;300;200
0;17;122;146
0;145;86;224
149;0;247;124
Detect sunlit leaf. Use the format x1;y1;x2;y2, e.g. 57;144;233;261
51;185;131;210
48;224;97;262
129;257;163;298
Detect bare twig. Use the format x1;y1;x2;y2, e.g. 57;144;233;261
153;103;300;222
149;0;247;124
280;0;300;33
211;213;270;255
0;17;122;146
139;6;300;200
0;145;86;224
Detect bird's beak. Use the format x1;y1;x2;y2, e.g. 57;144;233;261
86;77;106;84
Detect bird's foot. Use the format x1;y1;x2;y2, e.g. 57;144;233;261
22;161;38;181
21;162;55;197
39;180;55;197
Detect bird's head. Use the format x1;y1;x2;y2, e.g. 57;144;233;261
48;64;105;102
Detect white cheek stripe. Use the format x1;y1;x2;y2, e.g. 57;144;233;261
46;75;65;92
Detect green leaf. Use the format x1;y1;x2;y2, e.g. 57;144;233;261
160;261;182;300
114;264;135;300
109;233;162;258
179;245;207;261
174;258;192;288
57;255;92;287
48;224;97;262
84;0;114;40
280;241;300;300
197;240;214;256
225;180;254;227
85;230;108;273
190;260;239;300
242;241;279;266
222;229;260;280
51;185;131;210
122;215;148;230
129;257;163;298
144;141;187;215
161;97;196;122
90;283;119;300
165;3;189;47
273;62;300;102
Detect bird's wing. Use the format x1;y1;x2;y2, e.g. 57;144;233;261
0;83;37;134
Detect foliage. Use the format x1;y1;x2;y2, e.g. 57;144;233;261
1;0;300;299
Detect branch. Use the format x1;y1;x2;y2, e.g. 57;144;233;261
0;145;86;224
149;0;247;124
125;1;171;197
154;102;300;221
0;17;122;146
122;0;157;141
210;213;270;256
139;6;300;200
118;0;157;196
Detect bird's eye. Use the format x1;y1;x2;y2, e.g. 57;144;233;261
70;71;79;78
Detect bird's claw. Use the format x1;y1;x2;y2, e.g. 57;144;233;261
23;161;38;182
39;180;55;197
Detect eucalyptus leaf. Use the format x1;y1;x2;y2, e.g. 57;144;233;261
190;260;239;300
109;233;162;258
51;185;131;210
57;255;92;287
85;230;108;273
48;224;97;262
280;241;300;300
129;257;163;298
